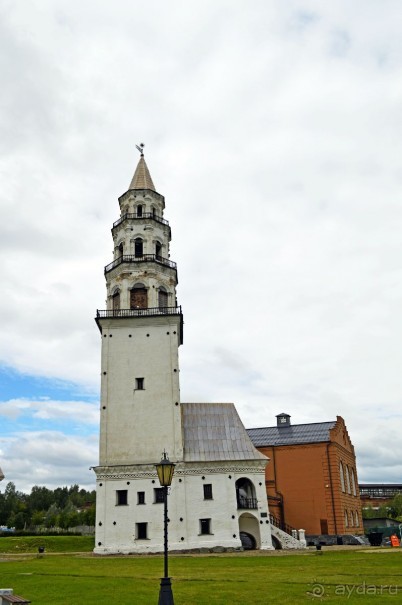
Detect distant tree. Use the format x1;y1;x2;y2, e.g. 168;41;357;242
44;503;60;528
13;511;27;531
388;494;402;520
53;486;69;509
29;486;53;513
82;504;96;526
1;482;96;531
30;510;45;527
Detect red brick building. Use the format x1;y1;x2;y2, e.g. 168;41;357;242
247;414;363;537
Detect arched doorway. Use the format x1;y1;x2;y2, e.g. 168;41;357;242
236;478;257;510
240;532;256;550
238;513;260;550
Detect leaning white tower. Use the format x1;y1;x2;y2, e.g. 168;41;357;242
93;149;273;554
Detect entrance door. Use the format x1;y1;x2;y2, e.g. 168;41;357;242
130;288;147;309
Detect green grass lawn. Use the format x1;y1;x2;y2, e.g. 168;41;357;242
0;538;401;604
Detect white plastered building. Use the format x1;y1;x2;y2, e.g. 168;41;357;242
93;152;273;553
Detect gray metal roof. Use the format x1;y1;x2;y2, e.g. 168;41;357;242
182;402;267;462
247;421;336;447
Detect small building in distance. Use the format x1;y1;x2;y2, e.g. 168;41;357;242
247;413;363;539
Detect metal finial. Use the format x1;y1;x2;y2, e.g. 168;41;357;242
136;143;145;156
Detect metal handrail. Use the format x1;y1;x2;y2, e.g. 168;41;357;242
104;254;177;274
269;513;296;537
237;497;258;510
96;306;182;319
113;212;169;229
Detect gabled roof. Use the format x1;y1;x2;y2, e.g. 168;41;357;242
182;402;267;462
128;154;156;191
247;421;336;447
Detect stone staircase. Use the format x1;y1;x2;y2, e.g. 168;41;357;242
269;514;307;550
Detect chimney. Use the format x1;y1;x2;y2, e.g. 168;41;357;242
276;413;291;428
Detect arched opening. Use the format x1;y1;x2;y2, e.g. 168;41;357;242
351;468;357;496
117;242;124;257
339;462;345;492
112;290;120;312
155;241;162;259
240;532;256;550
158;287;168;309
236;478;257;510
238;513;260;549
137;204;143;217
134;238;143;258
345;466;351;494
130;283;148;309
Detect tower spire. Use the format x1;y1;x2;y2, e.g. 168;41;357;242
129;143;156;191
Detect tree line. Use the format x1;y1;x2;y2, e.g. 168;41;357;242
0;482;96;531
362;494;402;521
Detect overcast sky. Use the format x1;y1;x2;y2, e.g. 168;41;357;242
1;0;401;493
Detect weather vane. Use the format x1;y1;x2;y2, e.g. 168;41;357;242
136;143;145;156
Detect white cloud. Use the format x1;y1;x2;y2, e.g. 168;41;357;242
0;398;99;425
0;0;401;489
0;432;98;492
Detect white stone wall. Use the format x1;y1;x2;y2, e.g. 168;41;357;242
94;462;273;554
98;315;183;466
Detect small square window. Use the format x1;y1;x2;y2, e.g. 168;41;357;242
135;377;144;390
200;518;211;535
137;491;145;505
154;488;165;503
203;484;213;500
136;522;148;540
116;490;128;506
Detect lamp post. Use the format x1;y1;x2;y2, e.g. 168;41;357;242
155;451;175;605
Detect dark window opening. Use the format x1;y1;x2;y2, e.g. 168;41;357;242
203;484;213;500
154;488;165;503
134;238;143;257
155;241;162;258
116;490;128;506
136;522;148;540
135;377;144;390
137;491;145;505
137;205;143;217
158;289;168;309
130;287;148;309
112;291;120;311
200;518;211;535
118;243;124;257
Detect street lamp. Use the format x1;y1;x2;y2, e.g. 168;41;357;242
155;451;175;605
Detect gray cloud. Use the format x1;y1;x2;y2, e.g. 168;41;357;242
1;0;402;489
